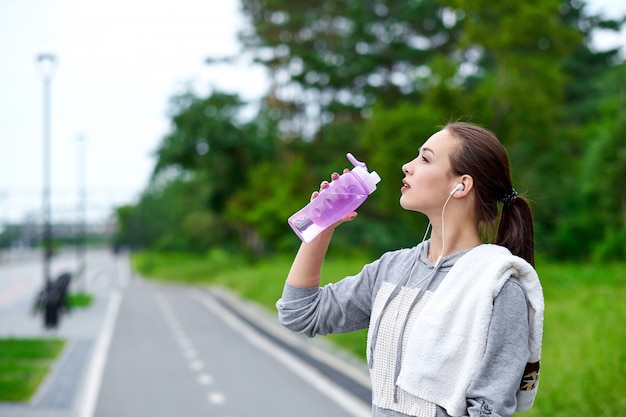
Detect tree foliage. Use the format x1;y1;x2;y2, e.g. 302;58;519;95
155;92;278;212
239;0;465;136
565;62;626;260
113;0;624;261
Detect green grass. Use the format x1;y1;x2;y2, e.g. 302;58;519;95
134;250;626;416
524;262;626;417
67;292;94;308
0;338;65;402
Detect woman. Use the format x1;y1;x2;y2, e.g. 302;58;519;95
277;122;544;417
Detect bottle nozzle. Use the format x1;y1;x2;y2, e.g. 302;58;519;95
348;153;381;193
347;153;366;168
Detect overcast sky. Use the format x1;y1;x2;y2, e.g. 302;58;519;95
0;0;624;224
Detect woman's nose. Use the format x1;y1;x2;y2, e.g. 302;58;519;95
402;161;411;174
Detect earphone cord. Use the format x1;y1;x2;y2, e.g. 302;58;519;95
389;192;456;400
437;191;455;267
368;193;453;371
368;219;432;369
421;222;431;246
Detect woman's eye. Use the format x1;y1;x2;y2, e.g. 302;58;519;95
421;156;429;163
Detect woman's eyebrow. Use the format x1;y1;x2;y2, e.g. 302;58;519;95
420;146;435;155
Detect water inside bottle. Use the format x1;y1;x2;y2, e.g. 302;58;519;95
289;189;367;242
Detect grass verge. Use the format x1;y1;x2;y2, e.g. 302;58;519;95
0;338;65;402
134;250;626;416
524;262;626;416
67;292;94;308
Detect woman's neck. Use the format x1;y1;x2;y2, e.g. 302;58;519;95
427;226;481;262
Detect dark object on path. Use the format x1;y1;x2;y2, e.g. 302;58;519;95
33;272;72;329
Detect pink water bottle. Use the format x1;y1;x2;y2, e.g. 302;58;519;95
288;153;381;242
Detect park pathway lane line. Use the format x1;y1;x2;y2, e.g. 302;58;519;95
94;280;366;417
78;290;123;417
191;290;371;417
93;281;218;417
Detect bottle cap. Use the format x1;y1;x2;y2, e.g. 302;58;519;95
347;153;381;193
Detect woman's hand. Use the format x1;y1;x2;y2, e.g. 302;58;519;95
286;170;356;286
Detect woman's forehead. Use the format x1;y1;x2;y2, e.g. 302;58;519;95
420;129;456;153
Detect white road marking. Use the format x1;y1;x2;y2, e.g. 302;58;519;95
192;291;370;417
183;347;198;359
197;373;213;385
79;290;124;417
155;292;233;408
207;391;226;405
189;359;204;371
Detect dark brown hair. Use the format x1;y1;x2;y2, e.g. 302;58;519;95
444;122;535;266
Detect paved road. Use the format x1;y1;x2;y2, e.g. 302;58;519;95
0;248;127;338
0;249;372;417
0;248;129;417
96;279;370;417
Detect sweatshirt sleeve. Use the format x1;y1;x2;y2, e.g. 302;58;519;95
463;278;530;417
276;260;380;337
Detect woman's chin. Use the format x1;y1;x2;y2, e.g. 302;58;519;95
399;196;413;211
399;196;424;213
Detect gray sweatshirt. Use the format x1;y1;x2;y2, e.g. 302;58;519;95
277;241;530;417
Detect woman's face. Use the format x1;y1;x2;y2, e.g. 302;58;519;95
400;129;459;215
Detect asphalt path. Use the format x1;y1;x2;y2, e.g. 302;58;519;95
0;247;128;336
0;248;371;417
94;279;371;417
0;248;129;417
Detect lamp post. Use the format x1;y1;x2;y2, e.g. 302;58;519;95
76;134;87;290
0;192;7;236
36;53;57;287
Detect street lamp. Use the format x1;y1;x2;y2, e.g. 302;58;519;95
36;53;57;287
76;134;87;290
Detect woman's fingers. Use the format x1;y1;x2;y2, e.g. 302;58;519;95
310;171;355;218
345;212;358;221
310;169;358;222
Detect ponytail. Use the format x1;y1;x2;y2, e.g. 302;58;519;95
444;121;536;267
496;194;535;266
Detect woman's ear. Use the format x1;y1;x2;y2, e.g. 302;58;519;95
453;175;474;198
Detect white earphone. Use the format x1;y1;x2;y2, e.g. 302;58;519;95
450;183;464;195
433;183;465;267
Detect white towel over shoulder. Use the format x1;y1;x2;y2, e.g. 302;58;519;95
396;244;544;416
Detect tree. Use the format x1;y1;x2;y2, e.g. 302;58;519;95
570;62;626;260
154;91;277;213
234;0;624;258
239;0;464;136
113;177;216;252
115;0;625;260
145;90;284;253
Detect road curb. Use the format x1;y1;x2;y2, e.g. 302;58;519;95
208;286;371;387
